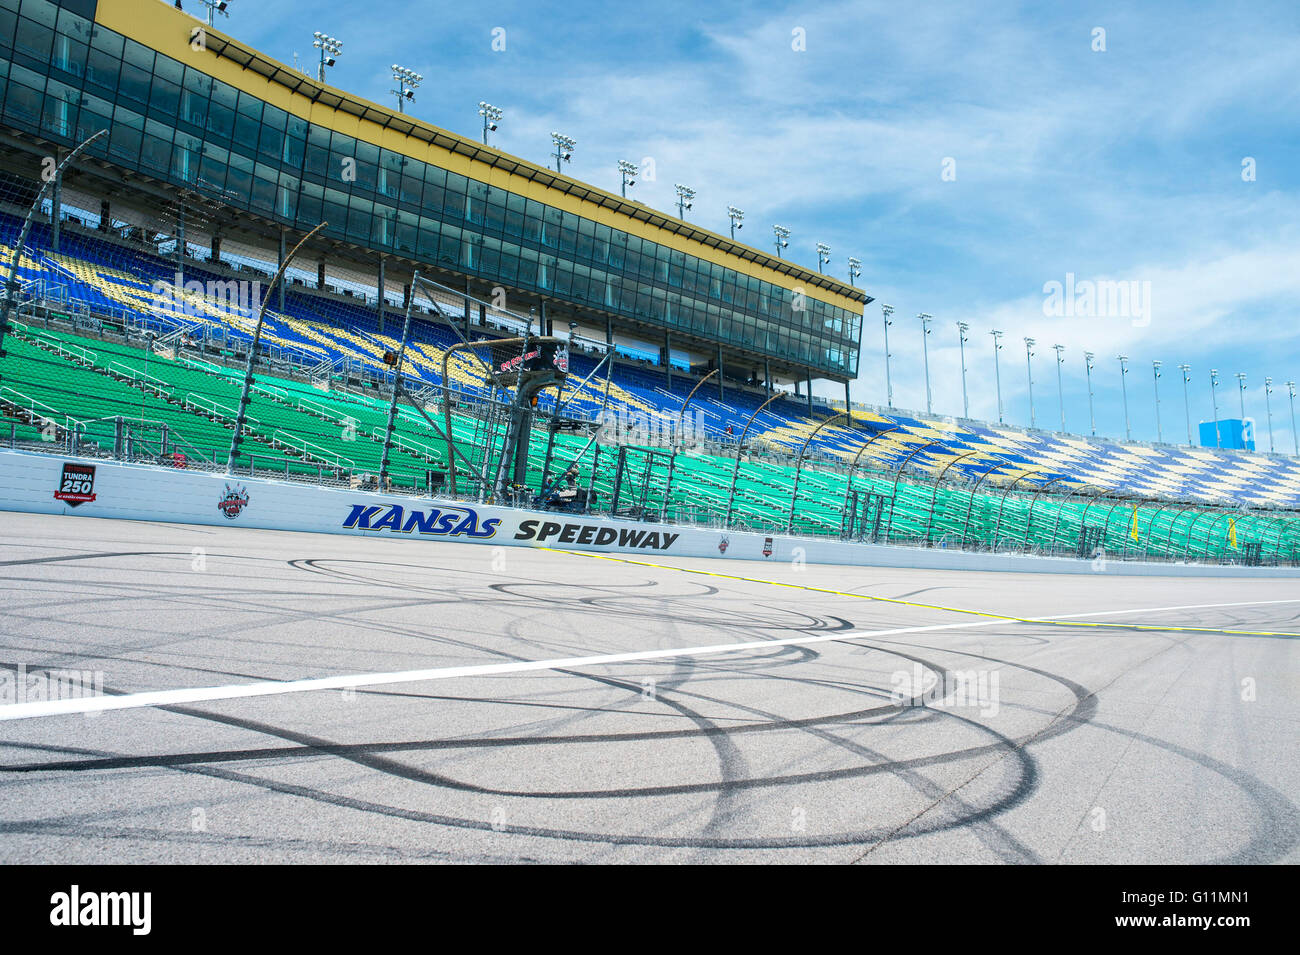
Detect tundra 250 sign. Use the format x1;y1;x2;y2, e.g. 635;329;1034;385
343;503;500;538
514;519;679;550
54;463;96;507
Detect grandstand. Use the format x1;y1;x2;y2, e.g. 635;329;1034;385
1;0;1298;565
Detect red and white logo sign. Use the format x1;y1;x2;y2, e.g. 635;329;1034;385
54;463;96;507
218;484;250;520
762;536;774;557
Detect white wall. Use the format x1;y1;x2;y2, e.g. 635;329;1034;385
2;449;1294;578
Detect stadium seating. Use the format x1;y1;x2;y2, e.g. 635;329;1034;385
2;209;1297;562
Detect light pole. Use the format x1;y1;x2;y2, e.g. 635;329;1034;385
918;313;933;414
991;329;1005;424
956;322;970;418
1288;381;1298;454
198;0;229;28
673;184;695;220
390;65;422;112
550;132;576;172
1264;377;1275;452
1152;360;1162;443
1178;363;1192;444
1084;351;1096;436
617;160;637;198
1024;337;1036;428
1235;372;1247;420
478;102;503;145
1210;369;1221;447
1052;344;1065;432
847;256;862;288
772;225;790;259
881;304;895;409
816;243;831;274
312;32;342;82
727;206;744;240
1117;355;1130;440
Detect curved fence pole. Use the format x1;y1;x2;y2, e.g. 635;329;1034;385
1181;507;1218;560
665;368;719;507
676;369;719;442
1235;510;1276;561
1020;474;1068;552
1279;518;1300;562
959;457;1013;548
883;440;944;544
1139;500;1179;559
1161;503;1199;556
227;222;328;473
786;411;851;534
922;449;982;546
378;269;419;487
1201;509;1238;562
1047;482;1097;554
1268;515;1298;561
725;391;782;525
1078;489;1116;560
1196;506;1231;561
1099;497;1134;554
839;426;900;515
1244;512;1280;561
991;469;1042;551
0;128;108;381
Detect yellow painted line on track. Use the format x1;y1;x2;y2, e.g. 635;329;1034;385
548;548;1300;639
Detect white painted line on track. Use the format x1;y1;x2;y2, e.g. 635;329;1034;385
2;596;1296;722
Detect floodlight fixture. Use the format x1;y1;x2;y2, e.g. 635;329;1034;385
674;183;696;219
478;101;503;144
618;159;638;198
727;206;745;240
391;65;423;112
551;132;577;172
313;32;342;82
772;224;791;258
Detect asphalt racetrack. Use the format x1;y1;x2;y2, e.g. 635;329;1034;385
1;510;1296;863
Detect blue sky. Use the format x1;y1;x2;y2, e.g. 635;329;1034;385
218;0;1300;450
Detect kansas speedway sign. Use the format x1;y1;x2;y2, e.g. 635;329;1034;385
514;519;679;551
340;502;679;552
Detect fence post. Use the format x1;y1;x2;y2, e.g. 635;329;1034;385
841;427;900;517
666;369;718;507
379;272;418;487
725;392;781;526
227;223;327;473
1020;475;1068;552
787;412;851;534
884;440;943;544
1046;483;1093;554
990;469;1043;552
923;449;981;546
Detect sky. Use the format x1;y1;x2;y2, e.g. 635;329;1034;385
214;0;1300;451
